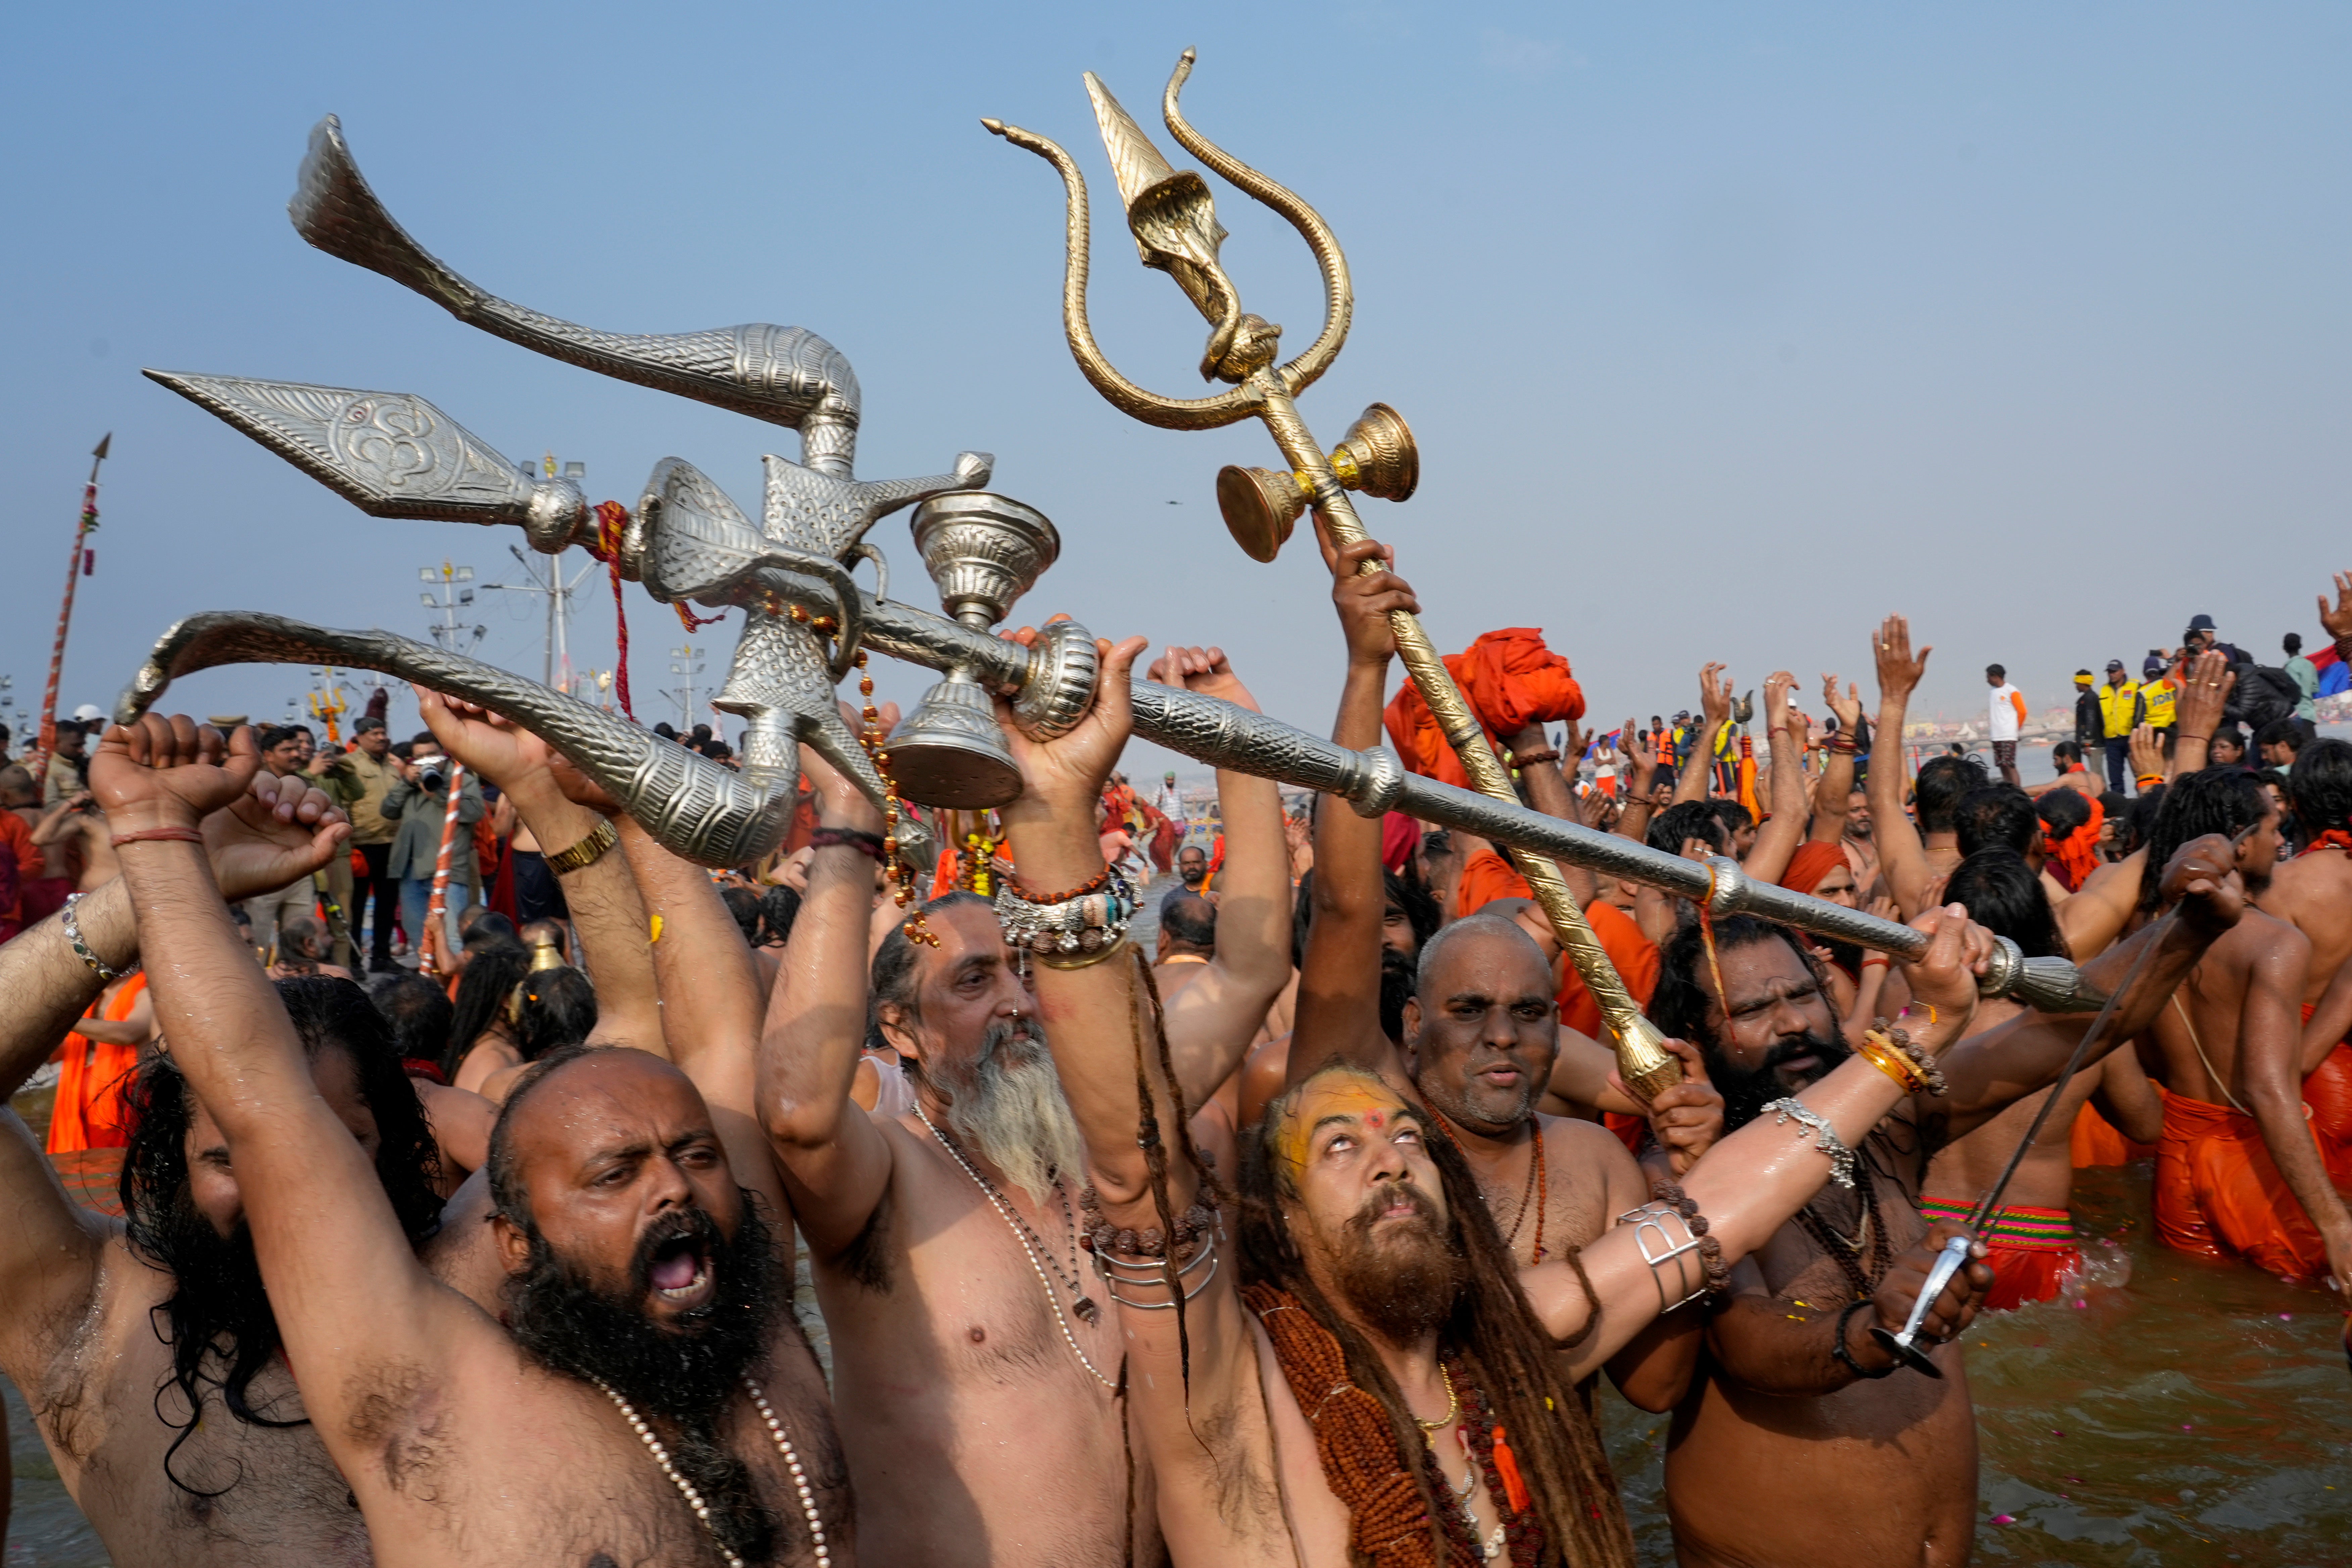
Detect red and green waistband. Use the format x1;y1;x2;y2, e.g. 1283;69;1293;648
1917;1195;2074;1253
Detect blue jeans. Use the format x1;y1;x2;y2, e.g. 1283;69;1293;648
399;876;470;955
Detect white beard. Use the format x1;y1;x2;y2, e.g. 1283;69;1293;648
931;1020;1086;1206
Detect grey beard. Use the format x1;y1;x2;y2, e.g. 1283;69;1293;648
925;1018;1086;1206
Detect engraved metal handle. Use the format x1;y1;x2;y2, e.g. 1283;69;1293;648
1869;1233;1973;1379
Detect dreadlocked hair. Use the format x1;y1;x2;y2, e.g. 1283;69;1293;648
1239;1062;1635;1567
1647;911;1822;1046
2138;767;2269;913
118;978;442;1496
442;936;531;1081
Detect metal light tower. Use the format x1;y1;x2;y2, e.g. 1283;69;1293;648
668;644;707;730
483;456;599;694
420;561;484;652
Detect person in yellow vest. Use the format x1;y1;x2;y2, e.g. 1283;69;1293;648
2097;658;2144;792
2139;654;2180;772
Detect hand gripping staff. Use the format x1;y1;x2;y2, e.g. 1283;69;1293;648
984;51;1681;1094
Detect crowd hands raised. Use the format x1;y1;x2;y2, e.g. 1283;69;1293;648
0;554;2337;1568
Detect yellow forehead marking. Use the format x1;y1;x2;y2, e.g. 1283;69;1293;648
1280;1080;1411;1171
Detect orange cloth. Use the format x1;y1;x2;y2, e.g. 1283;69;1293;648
45;973;147;1155
1778;841;1848;897
1453;849;1659;1038
2299;1006;2352;1190
1381;629;1585;790
2070;1100;2156;1167
2154;1086;2330;1283
2043;795;2106;893
0;809;34;923
1977;1245;2079;1311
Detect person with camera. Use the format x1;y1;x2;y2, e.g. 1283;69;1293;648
382;728;484;964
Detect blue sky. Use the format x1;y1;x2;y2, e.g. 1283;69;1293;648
4;3;2347;774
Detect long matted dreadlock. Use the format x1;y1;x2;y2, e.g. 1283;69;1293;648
1236;1062;1637;1568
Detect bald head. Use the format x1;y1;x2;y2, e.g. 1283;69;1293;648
1415;914;1552;1001
489;1046;720;1225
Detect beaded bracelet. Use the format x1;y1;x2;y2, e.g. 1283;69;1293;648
995;867;1136;960
1884;1023;1947;1095
807;826;886;860
1012;865;1112;904
1832;1297;1898;1380
61;893;132;984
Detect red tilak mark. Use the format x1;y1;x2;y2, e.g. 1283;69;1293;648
1365;1111;1385;1129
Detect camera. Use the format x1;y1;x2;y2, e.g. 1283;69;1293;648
414;754;448;792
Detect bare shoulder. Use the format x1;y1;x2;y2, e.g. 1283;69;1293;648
1540;1111;1642;1177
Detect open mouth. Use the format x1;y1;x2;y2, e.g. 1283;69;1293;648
647;1235;715;1309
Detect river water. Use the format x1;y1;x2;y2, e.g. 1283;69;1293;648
9;1131;2347;1563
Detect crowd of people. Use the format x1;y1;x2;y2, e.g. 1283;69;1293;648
0;550;2344;1568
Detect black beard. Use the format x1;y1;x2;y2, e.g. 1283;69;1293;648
506;1197;782;1566
1705;1030;1854;1132
1180;869;1206;888
1329;1182;1463;1346
1377;946;1416;1046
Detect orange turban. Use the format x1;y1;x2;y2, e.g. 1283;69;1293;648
1779;841;1848;897
2043;794;2106;893
1383;629;1585;789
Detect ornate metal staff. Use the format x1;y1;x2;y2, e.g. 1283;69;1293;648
984;53;1683;1096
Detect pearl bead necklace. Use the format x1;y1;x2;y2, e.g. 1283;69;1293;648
914;1102;1117;1390
593;1373;830;1568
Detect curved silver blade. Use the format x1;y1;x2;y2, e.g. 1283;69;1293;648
119;612;813;868
145;370;549;526
292;114;864;467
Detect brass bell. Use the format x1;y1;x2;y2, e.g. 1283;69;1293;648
1214;402;1419;561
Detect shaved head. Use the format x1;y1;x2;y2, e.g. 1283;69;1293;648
1414;914;1551;1000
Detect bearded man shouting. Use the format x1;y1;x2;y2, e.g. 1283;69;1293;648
94;715;843;1568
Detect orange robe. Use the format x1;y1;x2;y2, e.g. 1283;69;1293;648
46;973;148;1154
2070;1100;2156;1167
2299;1003;2352;1190
1455;849;1659;1039
2154;1087;2330;1283
1918;1195;2077;1310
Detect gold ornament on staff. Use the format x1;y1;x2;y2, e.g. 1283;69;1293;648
986;51;1682;1097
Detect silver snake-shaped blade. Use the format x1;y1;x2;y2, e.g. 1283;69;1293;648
291;114;865;472
117;612;888;869
143;371;591;549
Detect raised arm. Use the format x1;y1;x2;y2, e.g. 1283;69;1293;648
2168;650;2233;779
1289;535;1421;1086
1810;675;1863;842
412;690;661;1053
614;817;792;1230
0;767;350;1379
94;718;473;1454
1931;834;2247;1141
1867;615;1936;919
1673;665;1730;804
756;720;897;1259
1144;646;1293;1104
1741;672;1808;886
1613;719;1658;845
1521;906;1994;1380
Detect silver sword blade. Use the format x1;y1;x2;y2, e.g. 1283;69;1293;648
292;114;864;468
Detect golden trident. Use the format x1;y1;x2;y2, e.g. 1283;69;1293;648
986;51;1682;1098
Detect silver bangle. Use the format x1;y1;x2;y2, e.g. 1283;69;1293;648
1764;1097;1856;1189
1616;1202;1711;1313
61;892;134;984
1088;1224;1222;1310
994;867;1138;958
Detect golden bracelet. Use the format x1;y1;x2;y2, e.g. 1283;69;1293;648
1854;1031;1927;1095
545;817;619;876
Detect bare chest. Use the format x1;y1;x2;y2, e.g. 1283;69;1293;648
35;1313;372;1568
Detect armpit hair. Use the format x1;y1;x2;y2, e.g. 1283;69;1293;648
836;1183;895;1296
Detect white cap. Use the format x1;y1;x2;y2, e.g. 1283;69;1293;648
70;704;104;724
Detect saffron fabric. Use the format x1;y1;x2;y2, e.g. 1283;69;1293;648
45;973;147;1155
1452;849;1659;1039
2070;1100;2156;1167
1919;1194;2076;1311
2154;1087;2331;1284
1383;629;1585;790
1778;842;1848;897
